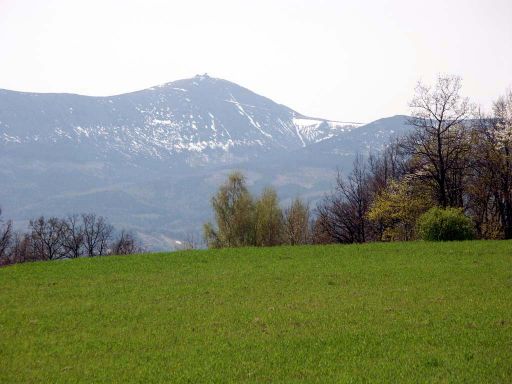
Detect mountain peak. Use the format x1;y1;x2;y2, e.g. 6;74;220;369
0;77;410;248
0;75;364;162
195;73;211;81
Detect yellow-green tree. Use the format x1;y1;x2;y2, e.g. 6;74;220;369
368;178;433;241
254;187;283;246
203;172;255;248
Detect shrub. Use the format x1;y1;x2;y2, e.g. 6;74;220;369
418;207;475;241
367;179;433;241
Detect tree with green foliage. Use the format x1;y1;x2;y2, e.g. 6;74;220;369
283;198;310;245
254;187;284;246
417;207;475;241
368;178;433;241
203;172;256;248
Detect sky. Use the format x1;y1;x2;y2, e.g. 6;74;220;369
0;0;511;123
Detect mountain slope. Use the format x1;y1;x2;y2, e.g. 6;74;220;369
0;74;361;166
0;76;410;249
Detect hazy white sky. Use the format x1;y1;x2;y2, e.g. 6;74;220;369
1;0;511;122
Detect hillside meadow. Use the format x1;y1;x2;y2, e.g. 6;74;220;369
1;241;511;383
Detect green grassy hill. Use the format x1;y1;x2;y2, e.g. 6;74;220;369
1;241;512;383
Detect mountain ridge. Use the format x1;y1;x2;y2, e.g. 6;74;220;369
0;75;409;249
0;74;363;160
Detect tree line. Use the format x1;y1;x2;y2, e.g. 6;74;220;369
0;212;144;266
203;172;311;248
3;74;510;259
315;75;512;243
204;75;512;246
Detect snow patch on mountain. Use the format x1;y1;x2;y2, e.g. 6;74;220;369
0;75;366;165
292;117;363;144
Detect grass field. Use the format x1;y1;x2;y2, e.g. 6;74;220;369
1;241;511;383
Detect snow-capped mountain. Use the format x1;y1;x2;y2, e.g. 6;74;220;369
0;75;409;249
0;74;361;165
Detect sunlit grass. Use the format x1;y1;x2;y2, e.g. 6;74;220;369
1;241;511;383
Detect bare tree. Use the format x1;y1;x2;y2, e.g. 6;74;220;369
61;214;85;258
82;213;113;256
368;138;410;193
283;198;310;245
405;75;473;208
1;209;144;266
5;232;34;265
315;156;374;243
470;92;512;238
490;91;512;238
111;230;144;255
310;214;334;244
0;209;13;265
29;216;66;261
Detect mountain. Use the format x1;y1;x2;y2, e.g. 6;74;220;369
0;75;410;249
0;74;361;166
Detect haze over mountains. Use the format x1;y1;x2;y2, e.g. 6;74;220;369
0;75;410;249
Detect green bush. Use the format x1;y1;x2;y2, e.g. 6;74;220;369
418;207;475;241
